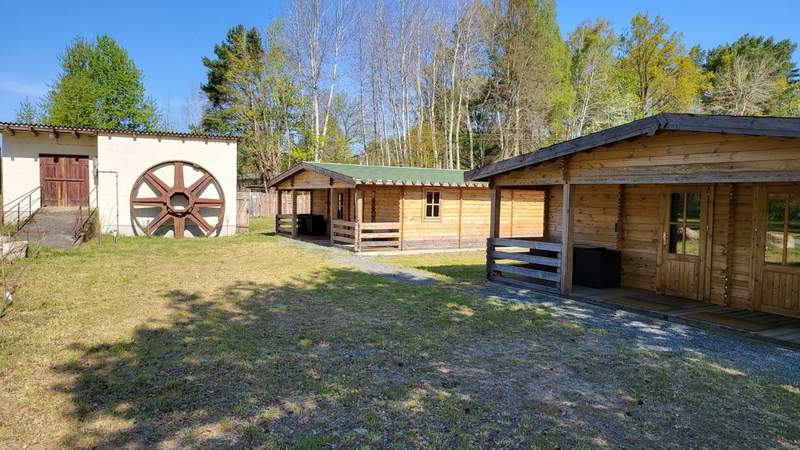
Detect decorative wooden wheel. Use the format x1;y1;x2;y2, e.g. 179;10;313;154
130;161;225;239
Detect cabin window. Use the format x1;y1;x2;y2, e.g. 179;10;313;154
336;193;344;220
425;191;441;219
667;192;701;256
765;193;800;266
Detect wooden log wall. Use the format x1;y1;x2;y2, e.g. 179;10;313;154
489;130;800;318
400;186;544;250
493;131;800;186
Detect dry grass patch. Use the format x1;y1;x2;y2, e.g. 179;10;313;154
0;224;798;448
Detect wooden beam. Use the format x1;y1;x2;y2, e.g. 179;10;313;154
750;185;765;310
276;189;283;235
291;189;298;238
487;186;502;280
399;186;405;250
457;187;463;248
329;182;335;245
542;186;550;241
560;183;576;294
724;183;735;305
354;188;363;252
702;184;716;300
489;186;501;240
616;184;625;250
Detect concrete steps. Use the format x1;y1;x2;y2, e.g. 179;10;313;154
16;207;81;249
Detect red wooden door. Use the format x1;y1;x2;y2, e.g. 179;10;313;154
39;155;89;207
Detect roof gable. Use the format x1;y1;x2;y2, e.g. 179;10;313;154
466;114;800;181
268;162;487;188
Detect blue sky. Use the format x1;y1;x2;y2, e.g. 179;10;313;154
1;0;798;131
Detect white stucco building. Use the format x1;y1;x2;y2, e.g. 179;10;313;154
1;123;238;238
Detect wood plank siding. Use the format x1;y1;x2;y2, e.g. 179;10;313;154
274;168;544;252
493;131;800;186
485;129;800;318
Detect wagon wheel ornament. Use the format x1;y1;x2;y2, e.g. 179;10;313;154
130;161;225;239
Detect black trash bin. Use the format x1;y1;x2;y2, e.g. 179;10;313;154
573;246;621;288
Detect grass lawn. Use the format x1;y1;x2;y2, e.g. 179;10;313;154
1;220;799;448
380;251;487;287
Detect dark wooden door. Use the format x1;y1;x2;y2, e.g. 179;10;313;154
39;155;89;207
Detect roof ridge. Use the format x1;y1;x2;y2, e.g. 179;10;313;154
0;121;239;141
307;161;468;172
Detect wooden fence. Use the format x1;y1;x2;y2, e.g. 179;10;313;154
275;214;294;235
487;238;562;293
241;190;310;217
331;220;401;251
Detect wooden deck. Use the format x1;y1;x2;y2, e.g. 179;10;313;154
571;286;800;348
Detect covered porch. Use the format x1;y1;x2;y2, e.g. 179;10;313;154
274;185;401;251
470;114;800;320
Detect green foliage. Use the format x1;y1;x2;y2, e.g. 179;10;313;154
566;19;635;136
619;14;709;117
479;0;574;155
704;34;800;115
43;35;160;130
198;24;302;185
14;98;40;123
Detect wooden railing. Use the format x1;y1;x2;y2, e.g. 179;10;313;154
275;214;294;235
331;220;400;251
358;222;400;250
2;187;42;234
487;237;562;293
331;220;356;246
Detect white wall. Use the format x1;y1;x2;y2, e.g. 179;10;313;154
96;134;237;236
1;132;98;208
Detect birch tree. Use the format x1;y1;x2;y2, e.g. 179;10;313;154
286;0;354;161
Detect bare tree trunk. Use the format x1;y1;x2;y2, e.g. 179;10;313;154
465;103;474;169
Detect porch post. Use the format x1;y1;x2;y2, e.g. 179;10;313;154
487;185;501;280
276;189;282;234
329;185;335;245
354;188;363;252
291;188;298;238
560;183;575;294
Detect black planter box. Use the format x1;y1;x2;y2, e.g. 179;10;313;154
573;246;621;289
297;214;328;236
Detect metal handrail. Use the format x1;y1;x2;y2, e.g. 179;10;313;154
73;185;98;241
2;186;42;233
2;186;41;208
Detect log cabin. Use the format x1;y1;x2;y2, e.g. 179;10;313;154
466;113;800;319
267;162;543;252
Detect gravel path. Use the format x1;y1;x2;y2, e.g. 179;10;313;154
477;283;800;384
286;239;438;285
285;239;800;383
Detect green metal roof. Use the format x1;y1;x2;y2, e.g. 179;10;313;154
309;162;484;185
268;162;488;187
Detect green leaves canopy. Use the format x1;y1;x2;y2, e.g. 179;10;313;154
44;35;160;130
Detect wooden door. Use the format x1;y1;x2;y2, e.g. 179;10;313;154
658;186;709;300
752;186;800;317
39;155;89;207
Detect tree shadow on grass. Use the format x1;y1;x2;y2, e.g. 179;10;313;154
51;267;800;448
53;267;526;448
